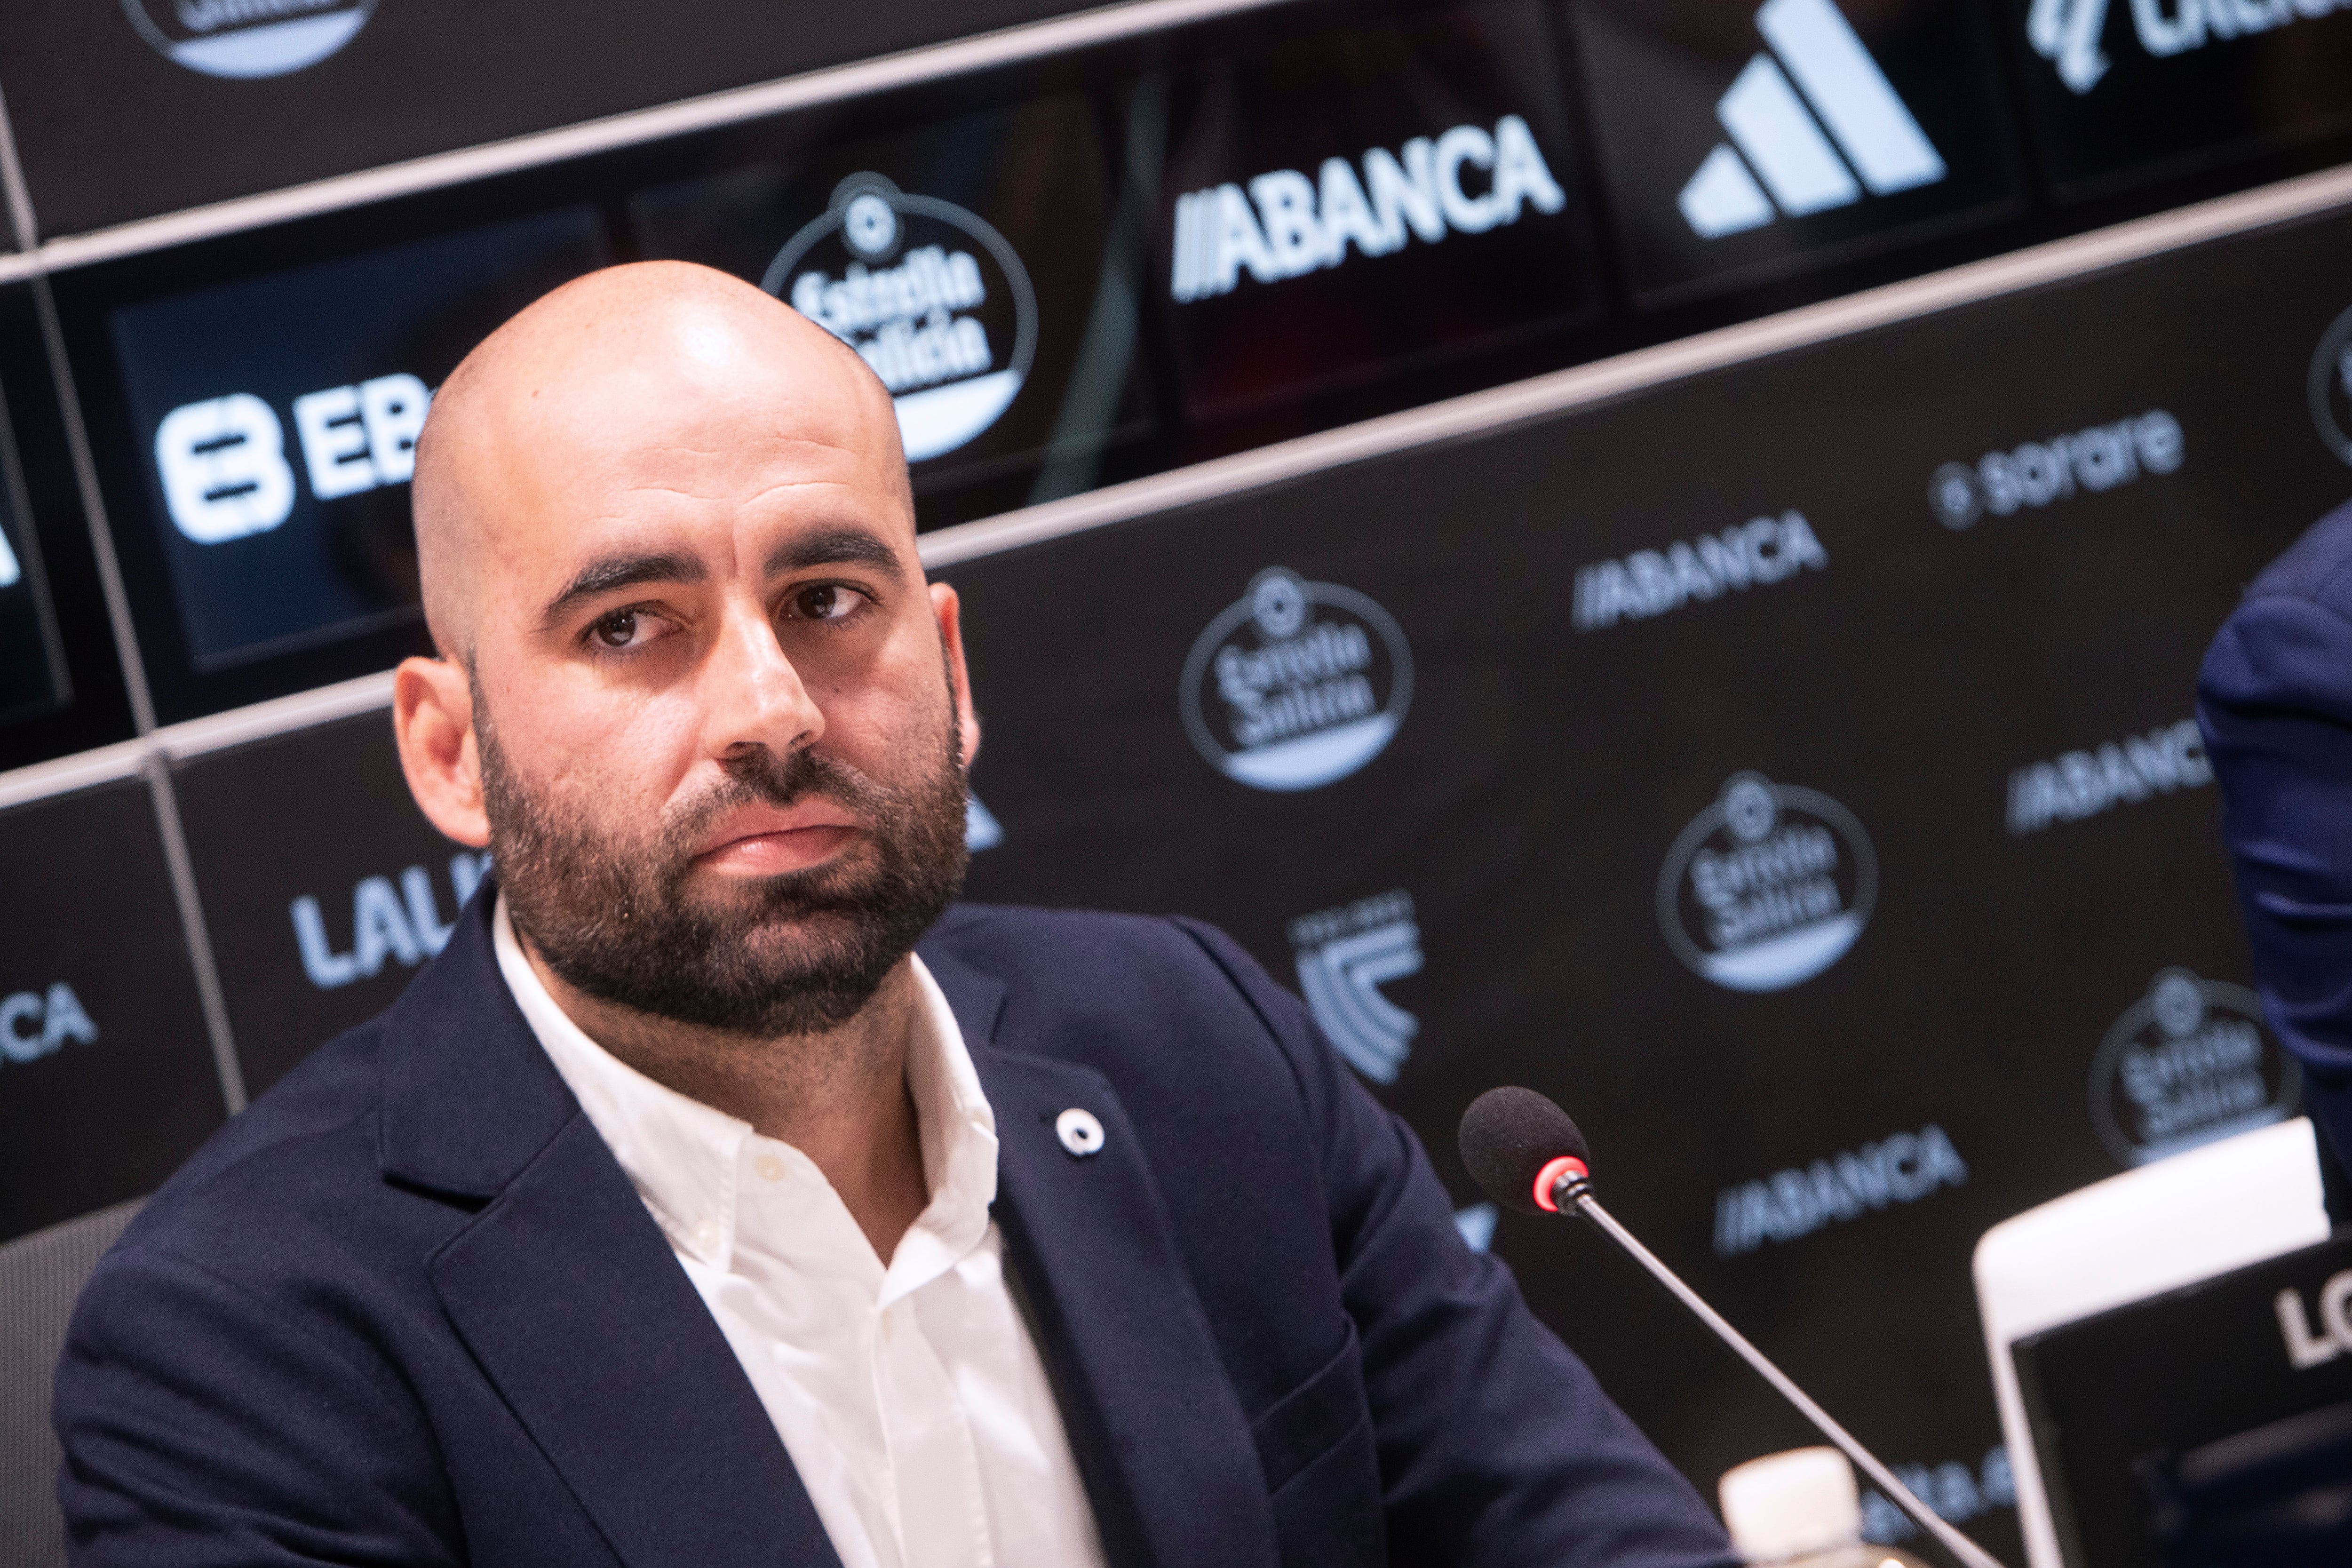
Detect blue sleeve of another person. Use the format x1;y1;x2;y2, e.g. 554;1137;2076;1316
2199;499;2352;1165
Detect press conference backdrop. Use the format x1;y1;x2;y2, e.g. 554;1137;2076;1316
3;0;2352;1557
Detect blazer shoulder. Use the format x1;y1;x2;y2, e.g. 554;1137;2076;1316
922;902;1327;1113
924;901;1237;984
111;1019;401;1262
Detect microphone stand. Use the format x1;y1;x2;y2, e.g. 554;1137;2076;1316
1556;1171;2009;1568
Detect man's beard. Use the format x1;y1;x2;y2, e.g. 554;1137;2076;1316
477;696;970;1038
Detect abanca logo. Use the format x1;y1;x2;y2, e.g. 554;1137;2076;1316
124;0;375;79
1168;116;1566;302
2090;968;2299;1166
1180;567;1412;791
1658;772;1876;991
1678;0;1945;239
768;175;1036;464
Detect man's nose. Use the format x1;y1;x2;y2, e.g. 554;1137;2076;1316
700;598;824;759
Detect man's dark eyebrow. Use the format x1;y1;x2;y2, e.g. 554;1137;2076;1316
538;550;707;630
764;527;907;581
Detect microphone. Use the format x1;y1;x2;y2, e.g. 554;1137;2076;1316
1459;1087;2008;1568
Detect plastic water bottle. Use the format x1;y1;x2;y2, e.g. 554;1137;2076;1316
1718;1448;1932;1568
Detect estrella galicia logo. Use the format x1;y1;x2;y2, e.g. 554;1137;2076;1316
1180;567;1413;791
1658;772;1876;991
2308;304;2352;468
1289;890;1422;1083
124;0;376;79
766;174;1037;465
2090;968;2299;1166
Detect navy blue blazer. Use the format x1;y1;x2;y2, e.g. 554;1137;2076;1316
54;894;1734;1568
2201;498;2352;1168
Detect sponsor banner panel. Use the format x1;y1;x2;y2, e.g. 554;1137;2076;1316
0;463;68;731
1567;0;2025;305
1154;0;1606;419
949;205;2352;1545
70;207;612;723
170;710;478;1096
0;283;139;774
630;97;1149;495
0;780;224;1244
0;343;70;735
2007;0;2352;199
0;0;1111;237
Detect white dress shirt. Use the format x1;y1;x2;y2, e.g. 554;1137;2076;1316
493;897;1107;1568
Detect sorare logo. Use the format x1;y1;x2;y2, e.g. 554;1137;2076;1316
768;174;1037;465
1926;410;2183;530
124;0;376;79
1658;771;1876;991
1180;567;1413;791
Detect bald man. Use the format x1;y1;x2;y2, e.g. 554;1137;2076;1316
53;263;1734;1568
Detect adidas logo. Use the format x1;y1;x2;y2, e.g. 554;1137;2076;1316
1677;0;1946;239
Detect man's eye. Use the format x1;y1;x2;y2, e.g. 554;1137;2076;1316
793;585;863;623
590;610;642;649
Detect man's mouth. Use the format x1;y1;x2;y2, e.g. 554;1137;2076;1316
693;804;864;877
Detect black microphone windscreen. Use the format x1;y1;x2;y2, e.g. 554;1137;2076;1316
1458;1087;1591;1216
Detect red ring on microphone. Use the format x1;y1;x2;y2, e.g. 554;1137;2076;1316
1531;1156;1589;1213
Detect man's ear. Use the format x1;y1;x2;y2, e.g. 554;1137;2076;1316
393;655;490;848
931;581;981;769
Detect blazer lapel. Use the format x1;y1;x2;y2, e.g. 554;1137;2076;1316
380;894;840;1568
924;945;1281;1568
428;1119;841;1568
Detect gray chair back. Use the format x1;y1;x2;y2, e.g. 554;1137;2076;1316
0;1202;143;1568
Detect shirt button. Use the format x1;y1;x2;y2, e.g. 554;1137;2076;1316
1056;1107;1105;1157
754;1154;787;1183
690;1219;719;1251
881;1306;898;1342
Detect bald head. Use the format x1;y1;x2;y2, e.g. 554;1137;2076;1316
413;260;909;663
390;258;983;1090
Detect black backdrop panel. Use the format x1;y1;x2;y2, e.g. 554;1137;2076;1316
631;96;1150;496
948;203;2352;1544
2002;0;2352;200
1568;0;2025;307
0;780;224;1244
0;0;1117;239
1154;0;1606;419
173;713;477;1098
0;284;137;775
77;205;612;723
0;334;69;732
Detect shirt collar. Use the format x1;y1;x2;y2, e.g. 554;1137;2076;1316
493;893;997;1297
